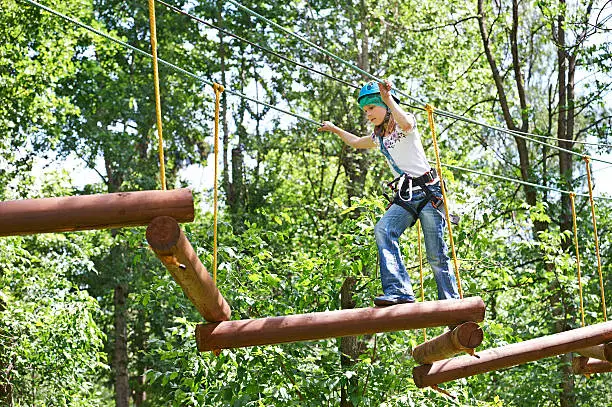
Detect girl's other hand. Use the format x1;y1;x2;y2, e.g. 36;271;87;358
318;121;337;133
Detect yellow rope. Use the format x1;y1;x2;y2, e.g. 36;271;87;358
212;83;224;285
147;0;166;190
417;220;426;341
569;192;585;327
583;156;607;321
425;104;463;298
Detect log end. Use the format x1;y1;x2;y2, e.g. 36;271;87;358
412;364;433;388
175;188;196;223
146;216;181;252
456;322;484;349
196;323;220;352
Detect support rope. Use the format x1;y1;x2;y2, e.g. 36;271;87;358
225;0;612;165
20;0;612;201
158;2;612;148
212;83;224;285
147;0;167;190
569;192;585;327
584;156;607;321
425;104;462;298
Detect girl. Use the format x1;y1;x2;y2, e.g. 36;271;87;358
318;80;459;306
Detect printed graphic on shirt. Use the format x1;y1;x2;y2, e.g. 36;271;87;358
370;121;431;178
371;126;409;150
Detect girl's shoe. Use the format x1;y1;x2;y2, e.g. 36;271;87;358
373;294;415;306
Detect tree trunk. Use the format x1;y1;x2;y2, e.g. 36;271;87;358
113;283;129;407
477;0;546;235
132;308;147;406
133;374;146;406
555;3;576;405
0;296;9;405
340;276;359;407
227;50;248;222
342;3;371;207
217;0;230;206
231;146;244;210
0;362;12;407
559;53;577;243
557;8;572;240
104;155;130;407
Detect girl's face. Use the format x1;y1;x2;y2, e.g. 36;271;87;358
363;104;388;126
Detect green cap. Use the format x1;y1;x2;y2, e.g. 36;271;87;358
358;94;387;110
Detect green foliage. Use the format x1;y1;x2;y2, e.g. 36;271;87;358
0;234;107;406
1;0;611;405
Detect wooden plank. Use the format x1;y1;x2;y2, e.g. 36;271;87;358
575;342;612;362
146;216;230;323
0;189;194;236
412;322;483;364
195;296;486;352
573;356;612;375
412;321;612;388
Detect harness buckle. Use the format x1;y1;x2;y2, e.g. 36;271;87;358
431;195;444;209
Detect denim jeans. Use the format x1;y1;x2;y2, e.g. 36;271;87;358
374;183;460;301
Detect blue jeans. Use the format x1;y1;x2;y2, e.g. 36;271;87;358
374;183;460;301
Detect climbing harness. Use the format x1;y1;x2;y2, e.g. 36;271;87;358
375;114;453;226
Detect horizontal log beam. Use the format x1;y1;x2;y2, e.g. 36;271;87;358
0;189;194;236
146;216;230;323
576;342;612;362
195;296;485;352
572;357;612;375
412;322;483;364
412;321;612;388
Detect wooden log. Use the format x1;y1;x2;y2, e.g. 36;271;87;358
412;321;612;388
572;356;612;375
0;189;194;236
575;342;612;362
195;296;486;352
412;322;483;364
146;216;230;323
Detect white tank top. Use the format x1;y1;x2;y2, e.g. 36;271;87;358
371;120;432;178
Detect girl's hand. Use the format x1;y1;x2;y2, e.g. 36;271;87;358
378;80;393;104
318;121;338;133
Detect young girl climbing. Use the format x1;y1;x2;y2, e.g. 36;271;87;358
318;80;460;306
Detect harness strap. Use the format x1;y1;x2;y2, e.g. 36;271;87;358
376;119;446;223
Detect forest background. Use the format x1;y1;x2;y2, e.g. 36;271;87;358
1;0;611;406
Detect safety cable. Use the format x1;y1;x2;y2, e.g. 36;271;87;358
226;0;612;164
173;0;612;149
159;1;612;150
156;0;358;90
438;162;612;201
21;0;612;202
20;0;322;127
